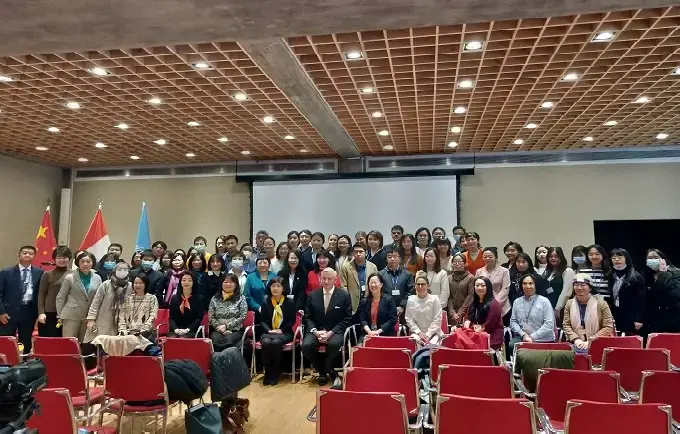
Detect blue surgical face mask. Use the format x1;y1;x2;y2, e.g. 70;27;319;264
103;261;116;271
141;260;154;270
194;244;206;253
572;256;586;265
646;258;661;270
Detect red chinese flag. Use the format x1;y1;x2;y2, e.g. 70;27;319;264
33;206;58;271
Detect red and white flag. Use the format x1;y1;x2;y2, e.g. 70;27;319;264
79;204;111;262
33;205;58;271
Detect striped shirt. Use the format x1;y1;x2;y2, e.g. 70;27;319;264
581;268;610;297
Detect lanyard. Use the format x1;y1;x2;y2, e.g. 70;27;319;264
523;296;538;322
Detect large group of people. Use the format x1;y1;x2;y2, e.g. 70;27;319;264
1;224;679;385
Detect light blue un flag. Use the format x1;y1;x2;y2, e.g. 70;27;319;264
135;202;151;252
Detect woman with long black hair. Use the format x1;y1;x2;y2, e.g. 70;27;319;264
583;244;611;299
464;276;504;351
545;247;576;315
644;249;680;333
399;234;423;275
571;245;588;272
278;250;308;311
609;248;646;336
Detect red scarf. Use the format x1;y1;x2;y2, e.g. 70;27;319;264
180;294;192;314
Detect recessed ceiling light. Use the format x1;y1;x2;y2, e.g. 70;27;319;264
192;62;212;70
187;121;200;127
47;127;60;133
457;79;474;89
130;155;140;160
87;67;110;76
383;145;394;151
299;148;310;153
592;31;616;42
447;142;458;148
561;72;580;81
673;67;680;75
450;127;461;133
115;123;129;130
371;111;383;118
656;133;669;139
525;123;538;129
583;136;594;142
344;51;363;60
513;139;524;145
378;130;389;136
35;146;48;151
604;120;618;126
232;92;248;101
360;87;375;93
634;96;649;104
66;101;81;109
186;153;196;158
541;101;554;109
147;97;162;105
453;106;467;114
0;75;15;82
463;41;483;51
263;116;275;124
77;157;89;162
95;142;107;148
218;137;229;143
241;150;251;155
284;135;295;140
154;139;167;145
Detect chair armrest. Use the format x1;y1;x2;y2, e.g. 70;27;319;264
513;374;536;399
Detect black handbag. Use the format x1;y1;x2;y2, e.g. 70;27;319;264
185;403;222;434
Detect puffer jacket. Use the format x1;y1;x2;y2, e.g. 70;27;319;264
210;347;250;402
165;359;209;404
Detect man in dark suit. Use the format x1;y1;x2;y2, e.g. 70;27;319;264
302;268;352;386
379;245;415;325
0;245;44;354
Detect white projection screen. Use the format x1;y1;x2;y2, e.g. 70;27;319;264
252;176;459;244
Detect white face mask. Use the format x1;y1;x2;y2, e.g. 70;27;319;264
115;269;129;279
232;259;244;268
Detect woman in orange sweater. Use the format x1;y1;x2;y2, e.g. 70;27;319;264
399;234;424;275
464;232;485;275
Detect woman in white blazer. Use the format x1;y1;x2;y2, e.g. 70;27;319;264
422;248;450;308
56;252;102;341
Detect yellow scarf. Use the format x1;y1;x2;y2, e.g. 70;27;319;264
222;291;233;302
272;296;284;329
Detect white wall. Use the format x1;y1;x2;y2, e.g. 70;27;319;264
460;163;680;256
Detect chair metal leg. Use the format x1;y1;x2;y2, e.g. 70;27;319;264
292;346;297;383
162;408;168;434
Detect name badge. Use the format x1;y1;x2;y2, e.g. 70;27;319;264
286;294;294;300
546;287;554;294
391;290;400;296
361;285;366;294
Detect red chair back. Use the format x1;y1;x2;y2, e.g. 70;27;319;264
436;394;536;434
441;314;449;334
292;310;303;337
647;333;680;368
349;347;412;368
438;365;514;398
0;337;20;365
641;370;680;424
602;348;670;392
430;348;494;383
27;389;77;432
589;335;642;366
564;399;671;434
344;367;419;415
316;389;408;434
36;354;88;398
32;336;81;355
155;308;170;336
536;369;620;425
363;336;417;353
104;356;167;402
161;338;213;376
574;353;592;370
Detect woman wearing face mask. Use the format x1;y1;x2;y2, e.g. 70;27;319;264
158;253;186;308
188;253;208;305
278;250;308;311
270;242;290;274
130;251;143;271
452;225;466;254
119;274;159;342
159;251;173;273
570;245;588;272
298;229;313;255
534;245;549;276
399;234;423;275
475;247;511;326
37;246;73;337
84;261;133;343
327;234;339;253
415;227;432;257
644;249;680;334
464;276;504;351
240;244;257;274
608;248;646;336
209;274;247;352
168;271;205;338
366;231;387;271
422;248;450;308
205;255;226;310
502;241;523;269
287;231;300;251
260;277;296;385
306;250;340;294
302;232;325;272
191;236;212;271
434;238;454;274
96;252;119;281
582;244;611;299
448;253;474;325
405;272;443;345
359;273;397;339
545;247;576;316
508;252;549;310
244;256;276;313
563;274;614;353
56;252;103;341
228;252;248;289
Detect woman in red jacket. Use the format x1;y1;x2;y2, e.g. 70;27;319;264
464;276;504;351
306;249;341;295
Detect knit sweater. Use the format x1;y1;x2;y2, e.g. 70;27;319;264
38;267;70;314
208;294;247;332
119;293;159;334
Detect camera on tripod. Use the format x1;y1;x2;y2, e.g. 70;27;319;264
0;359;47;433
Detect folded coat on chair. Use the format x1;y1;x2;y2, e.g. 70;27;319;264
447;327;490;349
165;359;209;404
210;347;251;402
514;349;574;393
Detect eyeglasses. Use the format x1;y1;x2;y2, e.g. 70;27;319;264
415;282;428;287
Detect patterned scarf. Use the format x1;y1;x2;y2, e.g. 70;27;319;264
180;294;192;314
272;296;284;329
222;291;233;302
165;269;182;304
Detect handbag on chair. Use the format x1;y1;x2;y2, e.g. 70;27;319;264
184;403;223;434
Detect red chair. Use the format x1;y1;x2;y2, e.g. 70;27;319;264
196;312;210;338
27;388;122;433
564;399;672;434
441;314;450;334
161;338;213;376
437;364;514;399
154;308;170;336
588;335;642;367
602;348;670;398
534;369;620;433
641;370;680;429
240;310;256;356
32;336;100;378
0;336;20;365
253;310;304;382
647;333;680;369
574;353;592;371
349;347;412;368
102;356;174;433
436;394;537;434
344;367;421;428
363;335;418;353
430;348;494;383
0;353;7;365
36;354;105;419
313;389;409;432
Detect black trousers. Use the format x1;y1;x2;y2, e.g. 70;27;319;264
261;332;293;377
0;304;37;354
38;312;62;337
211;330;244;352
301;332;343;378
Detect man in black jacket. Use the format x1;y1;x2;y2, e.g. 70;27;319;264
130;250;164;294
301;268;352;386
378;245;414;324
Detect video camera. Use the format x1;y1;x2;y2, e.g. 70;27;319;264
0;360;47;434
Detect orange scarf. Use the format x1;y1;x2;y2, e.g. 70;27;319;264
180;294;192;314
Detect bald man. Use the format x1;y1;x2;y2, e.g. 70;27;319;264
301;268;352;386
